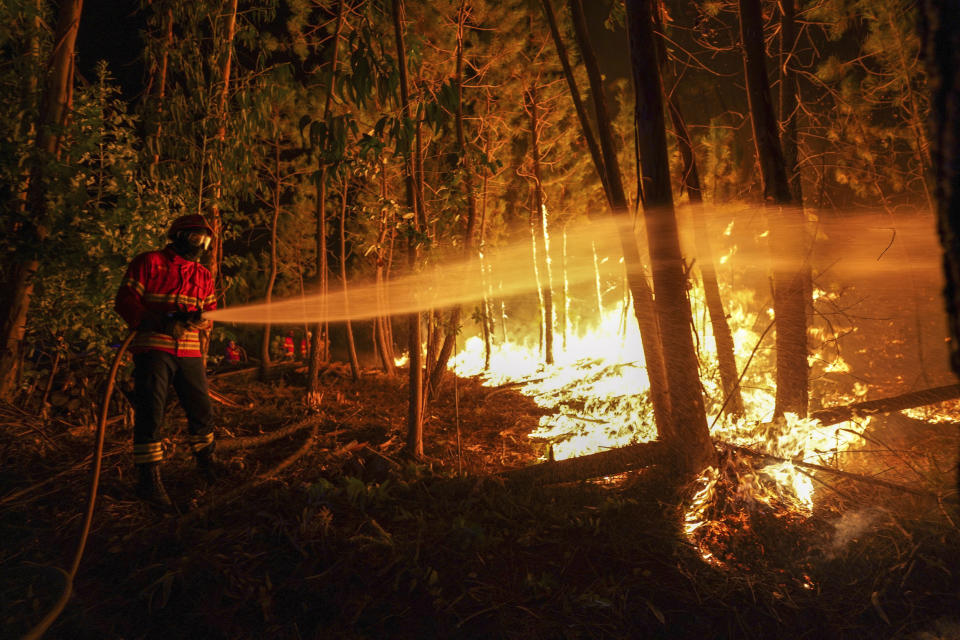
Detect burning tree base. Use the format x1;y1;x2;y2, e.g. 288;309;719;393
684;451;825;590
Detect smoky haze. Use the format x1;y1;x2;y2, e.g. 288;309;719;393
206;207;947;376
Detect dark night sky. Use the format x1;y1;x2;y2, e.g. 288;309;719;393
75;0;146;98
74;1;630;102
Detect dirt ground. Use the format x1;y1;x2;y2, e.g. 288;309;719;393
1;360;959;640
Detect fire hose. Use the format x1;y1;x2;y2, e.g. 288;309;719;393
21;330;137;640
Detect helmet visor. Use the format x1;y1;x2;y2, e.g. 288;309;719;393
186;230;212;251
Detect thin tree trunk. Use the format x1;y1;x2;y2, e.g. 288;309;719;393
561;225;569;349
541;0;609;196
654;4;743;418
778;0;803;206
738;0;808;418
625;0;714;473
260;114;282;378
670;102;743;418
339;178;360;381
0;0;83;402
567;0;672;438
427;2;481;397
146;4;173;179
393;0;424;457
307;0;346;407
374;169;396;375
207;0;239;292
480;96;494;370
526;84;555;365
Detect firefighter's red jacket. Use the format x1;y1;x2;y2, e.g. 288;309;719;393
225;344;243;363
115;246;217;357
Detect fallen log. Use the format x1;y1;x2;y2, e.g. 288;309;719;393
218;416;325;450
498;384;960;487
210;361;307;382
714;440;934;496
499;440;666;485
208;387;246;409
811;383;960;426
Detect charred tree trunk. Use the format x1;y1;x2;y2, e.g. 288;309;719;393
566;0;673;438
0;0;83;402
738;0;808;418
920;0;960;498
527;84;555;366
393;0;424;458
625;0;714;473
307;0;345;408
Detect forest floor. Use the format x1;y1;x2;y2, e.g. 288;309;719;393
1;361;959;640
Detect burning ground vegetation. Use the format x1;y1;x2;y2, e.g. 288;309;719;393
1;358;959;640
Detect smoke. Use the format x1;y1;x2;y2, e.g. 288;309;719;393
206;206;944;328
205;216;629;326
825;507;881;557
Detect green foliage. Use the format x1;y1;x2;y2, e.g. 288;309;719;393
29;63;169;355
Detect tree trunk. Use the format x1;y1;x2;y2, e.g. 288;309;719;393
260;115;282;379
145;5;173;179
625;0;714;473
738;0;808;418
339;178;360;381
778;0;803;206
374;170;396;376
567;0;672;439
393;0;424;458
811;384;960;427
920;0;960;498
501;441;667;485
653;5;744;419
527;84;555;366
307;0;346;408
540;0;609;197
0;0;83;402
426;2;481;398
207;0;239;292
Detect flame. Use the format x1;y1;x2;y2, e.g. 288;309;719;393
453;240;868;568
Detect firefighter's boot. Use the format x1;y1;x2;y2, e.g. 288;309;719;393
135;463;174;511
195;443;228;483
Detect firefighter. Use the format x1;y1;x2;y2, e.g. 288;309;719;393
300;331;311;360
115;214;224;509
225;339;245;365
282;330;295;361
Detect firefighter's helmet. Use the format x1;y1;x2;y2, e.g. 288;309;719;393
167;214;214;239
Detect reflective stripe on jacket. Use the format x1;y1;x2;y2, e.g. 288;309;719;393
115;246;217;357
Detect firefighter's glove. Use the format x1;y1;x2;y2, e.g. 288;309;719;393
138;310;187;339
162;316;188;340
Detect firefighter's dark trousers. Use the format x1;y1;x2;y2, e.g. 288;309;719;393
132;351;213;465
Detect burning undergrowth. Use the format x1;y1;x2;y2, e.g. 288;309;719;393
1;362;958;639
683;455;823;588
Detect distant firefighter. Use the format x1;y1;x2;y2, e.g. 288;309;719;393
300;331;311;360
115;214;227;510
283;330;295;361
225;339;246;365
